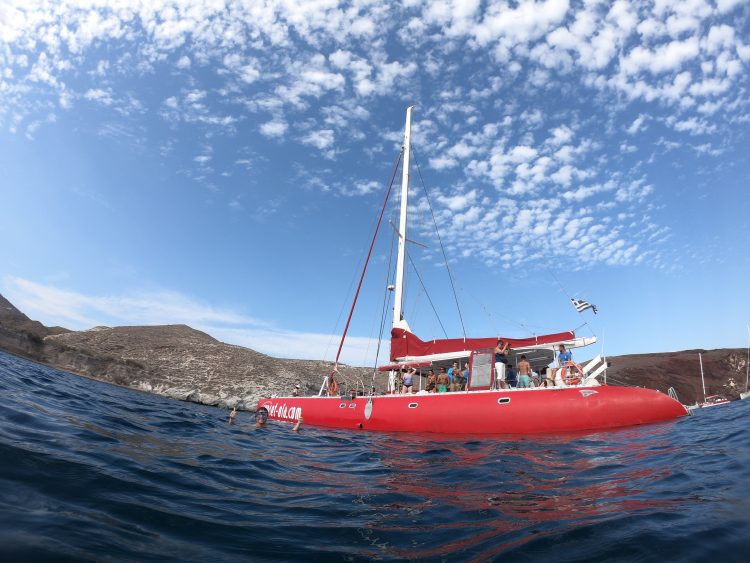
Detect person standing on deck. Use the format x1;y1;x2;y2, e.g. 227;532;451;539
554;344;573;385
402;367;414;394
452;366;466;391
495;339;510;389
447;361;459;384
436;367;450;393
425;369;437;393
517;355;533;388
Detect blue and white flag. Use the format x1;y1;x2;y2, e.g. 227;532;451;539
571;298;598;314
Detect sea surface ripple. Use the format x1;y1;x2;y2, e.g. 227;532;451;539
1;350;749;561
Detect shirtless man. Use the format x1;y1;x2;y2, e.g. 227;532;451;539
517;355;533;388
436;367;451;392
425;369;437;392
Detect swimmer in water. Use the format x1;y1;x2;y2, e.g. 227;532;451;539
228;407;237;424
292;416;303;433
255;409;268;428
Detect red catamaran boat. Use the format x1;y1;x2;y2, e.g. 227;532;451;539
257;108;689;434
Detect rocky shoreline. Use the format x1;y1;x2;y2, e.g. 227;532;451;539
1;293;747;410
0;294;374;411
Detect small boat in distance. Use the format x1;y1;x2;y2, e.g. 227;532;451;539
257;107;689;434
693;352;731;409
698;395;731;408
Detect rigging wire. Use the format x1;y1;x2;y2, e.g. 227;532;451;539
412;147;467;339
452;278;532;335
530;237;599;338
407;253;449;338
368;219;398;394
331;150;403;380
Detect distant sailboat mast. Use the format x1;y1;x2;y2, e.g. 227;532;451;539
742;325;750;400
393;106;413;331
699;352;706;402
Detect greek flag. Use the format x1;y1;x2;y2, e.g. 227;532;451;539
571;298;598;314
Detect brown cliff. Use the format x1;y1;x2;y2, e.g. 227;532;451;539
0;294;374;410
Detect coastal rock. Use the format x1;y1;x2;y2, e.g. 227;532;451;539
0;293;375;411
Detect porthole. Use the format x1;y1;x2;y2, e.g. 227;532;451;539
348;403;356;409
408;402;418;409
339;403;346;408
497;397;511;405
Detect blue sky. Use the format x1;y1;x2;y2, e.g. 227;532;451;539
1;0;749;366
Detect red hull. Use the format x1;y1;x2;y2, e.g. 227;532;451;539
257;386;688;435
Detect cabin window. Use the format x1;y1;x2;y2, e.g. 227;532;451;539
497;397;511;405
408;403;418;409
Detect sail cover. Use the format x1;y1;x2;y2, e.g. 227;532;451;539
390;327;576;362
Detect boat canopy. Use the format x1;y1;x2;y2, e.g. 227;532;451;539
377;361;432;372
390;327;594;363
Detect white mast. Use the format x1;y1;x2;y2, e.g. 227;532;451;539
393;106;413;330
699;352;706;401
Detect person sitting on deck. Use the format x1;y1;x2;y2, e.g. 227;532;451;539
425;369;437;393
506;364;518;388
436;367;450;393
517;355;533;388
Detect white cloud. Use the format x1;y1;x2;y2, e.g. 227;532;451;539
301;128;334;150
260;119;288;138
84;88;114;105
626;114;647;134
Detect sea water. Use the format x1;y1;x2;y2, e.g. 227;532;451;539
1;350;748;561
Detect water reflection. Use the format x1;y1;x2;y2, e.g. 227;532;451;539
349;424;685;559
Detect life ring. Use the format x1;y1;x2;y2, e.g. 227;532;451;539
561;361;582;385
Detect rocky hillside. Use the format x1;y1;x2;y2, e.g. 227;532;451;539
0;294;374;410
605;348;748;405
1;293;746;410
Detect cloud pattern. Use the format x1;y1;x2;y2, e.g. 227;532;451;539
1;0;748;272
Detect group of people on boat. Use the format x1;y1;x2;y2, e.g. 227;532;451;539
496;340;583;388
386;341;584;394
389;361;470;394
